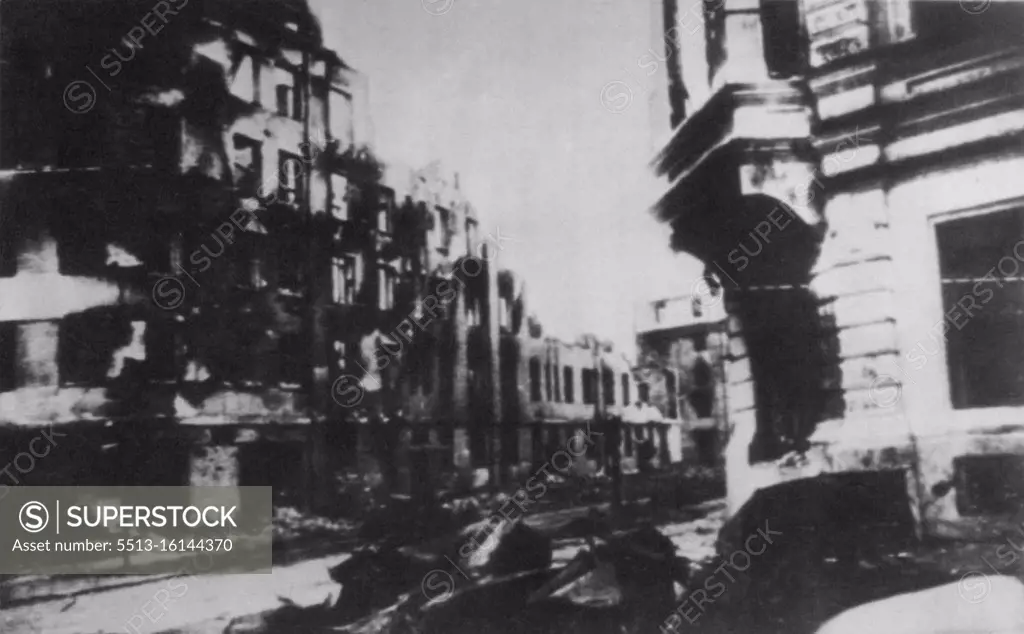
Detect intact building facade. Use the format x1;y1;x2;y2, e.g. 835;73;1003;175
649;0;1024;541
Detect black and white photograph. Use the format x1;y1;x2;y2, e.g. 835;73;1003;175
1;0;1024;632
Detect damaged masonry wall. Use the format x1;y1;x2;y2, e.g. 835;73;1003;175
0;0;376;493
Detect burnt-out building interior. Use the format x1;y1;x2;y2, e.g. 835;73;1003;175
0;0;391;507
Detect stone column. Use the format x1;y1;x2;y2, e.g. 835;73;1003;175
484;243;502;486
721;307;760;515
452;266;470;471
810;186;903;423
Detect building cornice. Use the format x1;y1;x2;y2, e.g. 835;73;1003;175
649;79;821;237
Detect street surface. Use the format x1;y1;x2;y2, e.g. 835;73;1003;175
1;501;727;634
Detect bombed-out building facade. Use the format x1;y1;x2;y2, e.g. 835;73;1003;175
649;0;1024;541
634;292;729;467
0;0;395;503
0;0;690;505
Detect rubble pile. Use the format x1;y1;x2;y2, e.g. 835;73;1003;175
273;506;359;542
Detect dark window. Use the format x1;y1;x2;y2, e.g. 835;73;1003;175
955;455;1024;517
553;363;561;402
936;208;1024;409
529;357;542;402
277;232;305;294
436;208;451;254
233;135;262;198
582;368;596;405
0;323;16;390
144;318;177;382
277;331;306;387
332;256;356;304
544;361;553;401
603;368;615;406
409;350;421;399
563;366;574;404
275;65;302;120
638;382;650;403
56;214;107;277
57;109;105;168
691;357;715;418
666;370;678;418
0;210;16;277
694;334;708;352
761;0;803;77
585;425;601;460
278;152;305;206
621;373;630;405
330;174;350;221
422;339;436;394
59;311;129;386
406;337;435;395
378;189;395;234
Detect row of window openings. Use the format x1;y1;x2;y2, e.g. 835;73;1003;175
233;57;304;121
331;257;399;311
233;136;393;231
527;361;638;407
4;231;397;307
331;339;437;396
0;323;306;389
47;233;393;308
333;256;480;313
230;54;354;140
20;210;1010;404
695;1;1023;83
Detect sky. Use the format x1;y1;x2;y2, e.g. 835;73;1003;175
310;0;703;355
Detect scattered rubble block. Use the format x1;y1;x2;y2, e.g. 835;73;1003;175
273;506;359;542
415;522;689;634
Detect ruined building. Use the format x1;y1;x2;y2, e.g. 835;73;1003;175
0;0;382;502
635;292;729;467
0;0;698;504
649;0;1024;541
346;158;507;494
354;170;668;491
